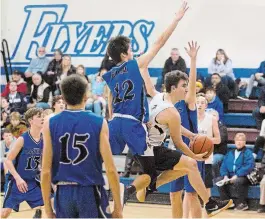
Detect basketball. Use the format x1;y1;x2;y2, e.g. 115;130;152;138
190;135;214;158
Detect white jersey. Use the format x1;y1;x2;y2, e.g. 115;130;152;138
148;93;174;147
198;112;213;164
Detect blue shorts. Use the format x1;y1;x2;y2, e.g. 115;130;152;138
55;185;111;218
108;117;148;155
170;161;205;193
3;179;43;211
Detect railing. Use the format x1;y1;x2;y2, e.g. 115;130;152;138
1;39;13;83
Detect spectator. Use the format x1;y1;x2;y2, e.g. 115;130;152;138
196;80;204;94
43;109;53;118
246;60;265;98
55;55;76;94
209;73;230;112
252;85;265;130
1;129;16;174
207;49;238;97
219;133;255;210
24;47;50;91
161;48;187;86
76;65;89;82
205;87;224;123
1;70;27;97
1;98;11;129
6;81;27;114
28;73;52;109
210;110;228;180
43;49;63;93
6;112;28;138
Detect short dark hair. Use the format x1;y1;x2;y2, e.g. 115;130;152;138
164;70;188;93
107;35;131;64
2;128;12;135
205;87;216;93
24;108;43;124
211;73;221;78
60;74;88;106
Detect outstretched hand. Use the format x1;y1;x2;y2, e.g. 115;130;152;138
185;41;200;59
175;1;189;21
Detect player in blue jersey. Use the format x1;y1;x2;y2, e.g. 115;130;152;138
103;1;190;200
41;74;122;218
1;108;44;218
169;42;204;218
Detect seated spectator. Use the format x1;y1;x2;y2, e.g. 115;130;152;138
6;81;27;114
196;80;204;94
210;73;230;112
24;47;50;91
1;129;16;174
205;88;224;123
252;85;265;130
207;49;238;97
55;55;76;94
1;70;27;97
246;60;265;98
159;48;187;90
210;110;228;180
219;133;255;210
43;49;63;93
76;64;89;82
1;98;11;129
6;112;28;138
28;73;52;109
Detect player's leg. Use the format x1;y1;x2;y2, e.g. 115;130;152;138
170;190;183;218
1;208;12;218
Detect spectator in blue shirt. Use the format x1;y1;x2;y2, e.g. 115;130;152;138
219;133;255;211
246;60;265;98
205;87;224;123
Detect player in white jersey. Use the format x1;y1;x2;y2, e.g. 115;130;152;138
138;42;232;217
197;95;221;197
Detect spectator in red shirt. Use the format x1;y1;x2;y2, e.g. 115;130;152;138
1;70;27;97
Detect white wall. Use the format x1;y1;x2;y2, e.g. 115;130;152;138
1;0;265;69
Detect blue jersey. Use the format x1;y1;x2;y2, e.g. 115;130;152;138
49;110;104;186
102;59;149;123
15;131;43;181
175;100;198;145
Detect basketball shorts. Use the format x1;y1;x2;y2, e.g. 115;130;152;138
204;164;213;188
170;158;205;193
55;185;111;218
108;117;148;155
134;146;183;191
3;179;43;211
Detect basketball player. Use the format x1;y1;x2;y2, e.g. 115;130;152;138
1;108;44;218
168;41;204;218
139;62;232;217
41;75;122;218
197;95;221;196
103;1;190;200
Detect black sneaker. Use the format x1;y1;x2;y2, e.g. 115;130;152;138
257;205;265;213
235;203;249;211
33;209;42;219
205;198;233;217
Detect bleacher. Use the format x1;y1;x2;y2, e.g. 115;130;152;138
110;99;263;210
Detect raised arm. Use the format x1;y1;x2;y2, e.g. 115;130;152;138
185;41;200;109
137;1;189;69
99;120;123;218
41;119;55;218
140;68;159;97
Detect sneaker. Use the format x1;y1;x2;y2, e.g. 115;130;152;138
257;205;265;213
33;209;42;219
237;96;249;100
235;203;249;211
228;202;235;209
205;198;233;217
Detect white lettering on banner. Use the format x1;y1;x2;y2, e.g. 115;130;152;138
11;4;155;64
